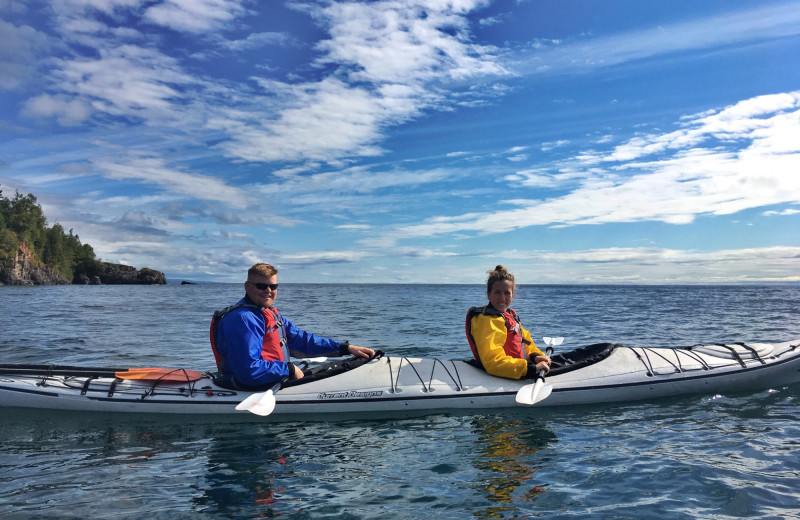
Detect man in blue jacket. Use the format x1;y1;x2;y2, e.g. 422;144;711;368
211;262;374;389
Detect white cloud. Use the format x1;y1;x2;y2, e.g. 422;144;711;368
12;0;511;169
515;2;800;77
479;15;503;27
313;0;506;84
501;246;800;284
143;0;247;33
200;2;800;171
596;92;800;164
392;91;800;238
211;78;392;163
0;19;50;89
278;249;371;265
38;1;480;169
52;45;199;123
93;156;251;208
504;168;560;188
541;140;569;151
256;164;455;201
336;224;371;230
222;31;295;51
763;208;800;216
211;0;509;165
23;94;91;126
58;0;141;14
212;230;256;242
0;1;28;15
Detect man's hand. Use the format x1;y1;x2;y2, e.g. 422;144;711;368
347;345;375;359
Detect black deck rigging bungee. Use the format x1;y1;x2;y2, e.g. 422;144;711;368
628;342;771;377
80;376;97;395
108;378;120;397
732;342;767;364
677;349;712;370
713;344;747;368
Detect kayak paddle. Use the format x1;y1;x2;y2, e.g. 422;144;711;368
0;364;203;382
515;336;562;405
115;367;203;382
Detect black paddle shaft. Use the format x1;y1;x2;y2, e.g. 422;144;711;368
0;363;131;378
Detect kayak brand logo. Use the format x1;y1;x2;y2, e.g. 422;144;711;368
317;390;383;400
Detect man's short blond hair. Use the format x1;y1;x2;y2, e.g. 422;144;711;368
248;263;278;278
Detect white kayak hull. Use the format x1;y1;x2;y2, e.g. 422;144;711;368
1;339;798;420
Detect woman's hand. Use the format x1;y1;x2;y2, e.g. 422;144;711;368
531;354;551;374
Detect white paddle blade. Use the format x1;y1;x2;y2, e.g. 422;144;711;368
515;384;536;404
248;396;276;416
533;384;553;403
542;336;552;345
235;390;277;416
235;391;265;411
515;379;545;405
552;337;564;346
515;378;554;405
529;380;544;404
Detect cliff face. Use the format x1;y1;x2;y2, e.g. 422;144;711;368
0;243;70;285
0;244;166;286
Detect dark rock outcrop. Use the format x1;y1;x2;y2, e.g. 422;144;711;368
72;274;103;285
88;262;167;285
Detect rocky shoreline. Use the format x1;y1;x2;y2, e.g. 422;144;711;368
0;247;166;286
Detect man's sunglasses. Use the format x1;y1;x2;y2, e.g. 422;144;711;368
247;281;278;291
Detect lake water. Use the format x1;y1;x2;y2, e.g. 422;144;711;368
1;283;799;519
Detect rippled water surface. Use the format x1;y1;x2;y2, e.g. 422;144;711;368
1;284;799;519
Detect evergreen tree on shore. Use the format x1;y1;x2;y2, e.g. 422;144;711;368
0;189;100;281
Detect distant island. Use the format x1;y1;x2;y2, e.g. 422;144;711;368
0;189;165;286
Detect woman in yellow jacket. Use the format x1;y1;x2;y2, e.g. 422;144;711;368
466;265;551;379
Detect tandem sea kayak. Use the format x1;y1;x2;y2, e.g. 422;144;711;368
1;339;798;420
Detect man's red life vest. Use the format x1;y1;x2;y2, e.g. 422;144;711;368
465;305;531;363
210;303;288;375
258;306;289;361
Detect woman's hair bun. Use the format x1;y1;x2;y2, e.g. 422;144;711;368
486;265;515;292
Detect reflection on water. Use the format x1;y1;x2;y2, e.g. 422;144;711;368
193;425;285;518
469;417;557;519
0;408;563;519
2;394;800;519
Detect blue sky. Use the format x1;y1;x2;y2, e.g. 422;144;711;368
1;0;799;284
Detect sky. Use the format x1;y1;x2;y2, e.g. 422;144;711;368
1;0;799;284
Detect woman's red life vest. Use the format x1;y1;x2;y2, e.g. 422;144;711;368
465;305;530;363
210;303;288;374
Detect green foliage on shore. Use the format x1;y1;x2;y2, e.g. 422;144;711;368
0;189;100;281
